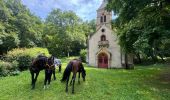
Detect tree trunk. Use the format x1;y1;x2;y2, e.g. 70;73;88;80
125;53;129;69
150;54;158;63
67;52;70;57
136;52;142;64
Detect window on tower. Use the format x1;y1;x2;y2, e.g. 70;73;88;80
100;16;103;23
104;15;106;22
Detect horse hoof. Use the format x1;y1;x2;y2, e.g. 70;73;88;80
31;86;35;90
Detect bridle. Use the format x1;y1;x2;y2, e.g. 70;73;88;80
46;57;54;69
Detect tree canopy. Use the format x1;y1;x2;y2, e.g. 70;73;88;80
44;9;95;57
107;0;170;62
0;0;95;57
0;0;44;54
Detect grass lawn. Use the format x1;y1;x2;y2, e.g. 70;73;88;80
0;58;170;100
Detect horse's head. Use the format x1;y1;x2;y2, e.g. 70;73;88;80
82;69;86;81
81;63;86;81
46;55;55;69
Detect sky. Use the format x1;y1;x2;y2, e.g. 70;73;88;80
21;0;104;21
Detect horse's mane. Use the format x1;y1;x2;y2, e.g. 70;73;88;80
61;61;73;82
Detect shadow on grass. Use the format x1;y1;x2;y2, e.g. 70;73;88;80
142;67;170;99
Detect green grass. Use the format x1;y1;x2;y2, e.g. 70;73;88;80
0;61;170;100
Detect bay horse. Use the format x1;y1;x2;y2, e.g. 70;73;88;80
61;59;86;93
29;55;55;89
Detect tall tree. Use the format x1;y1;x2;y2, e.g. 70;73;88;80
45;9;86;57
0;0;44;54
106;0;170;63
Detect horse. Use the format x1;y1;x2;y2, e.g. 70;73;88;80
61;59;86;93
29;55;55;89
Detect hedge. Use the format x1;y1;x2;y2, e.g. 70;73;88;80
0;60;19;77
80;49;87;63
5;47;50;71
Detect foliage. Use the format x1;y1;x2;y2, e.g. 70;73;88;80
5;47;50;71
0;0;96;57
0;0;44;54
0;60;19;76
106;0;170;63
44;9;95;57
0;31;20;54
0;61;170;99
80;49;87;62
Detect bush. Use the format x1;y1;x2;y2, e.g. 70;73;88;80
5;47;50;71
80;49;87;62
0;60;19;77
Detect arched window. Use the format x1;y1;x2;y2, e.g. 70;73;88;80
101;35;106;41
104;15;106;22
100;16;103;23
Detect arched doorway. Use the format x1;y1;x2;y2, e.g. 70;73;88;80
98;53;108;68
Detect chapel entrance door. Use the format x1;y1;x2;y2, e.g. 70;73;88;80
98;53;108;68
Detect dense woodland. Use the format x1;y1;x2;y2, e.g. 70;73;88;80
0;0;95;57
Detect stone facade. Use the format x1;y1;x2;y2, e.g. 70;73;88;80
87;0;132;68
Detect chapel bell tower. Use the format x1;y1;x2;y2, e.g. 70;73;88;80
96;0;112;30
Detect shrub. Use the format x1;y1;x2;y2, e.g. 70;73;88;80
80;49;87;63
5;47;50;71
0;60;19;77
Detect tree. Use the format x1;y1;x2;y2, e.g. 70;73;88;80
106;0;170;63
45;9;87;57
0;0;44;54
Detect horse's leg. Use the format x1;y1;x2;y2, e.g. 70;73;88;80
44;70;48;89
72;73;76;94
32;71;39;89
69;76;74;85
59;65;61;73
34;71;39;83
48;72;52;85
30;71;35;89
65;76;69;92
53;68;56;80
78;72;80;84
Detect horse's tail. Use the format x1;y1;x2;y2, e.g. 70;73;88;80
61;61;72;82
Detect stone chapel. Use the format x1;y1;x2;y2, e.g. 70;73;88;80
87;0;133;68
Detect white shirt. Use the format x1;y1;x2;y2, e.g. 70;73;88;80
54;58;61;67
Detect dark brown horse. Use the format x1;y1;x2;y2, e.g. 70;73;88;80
61;59;86;93
30;56;55;89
